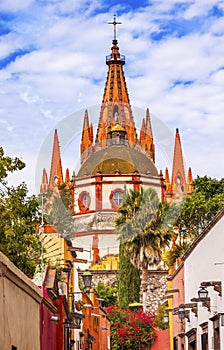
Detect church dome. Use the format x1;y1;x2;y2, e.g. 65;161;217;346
77;145;158;177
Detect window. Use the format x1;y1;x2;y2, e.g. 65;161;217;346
200;322;208;350
213;325;220;350
113;190;123;206
186;328;197;350
12;347;17;350
201;333;208;350
173;337;178;350
176;176;181;185
110;189;124;209
211;315;220;350
93;316;99;332
78;191;91;212
83;193;89;207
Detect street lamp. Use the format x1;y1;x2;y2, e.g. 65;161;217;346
82;270;92;291
198;286;209;300
163;313;169;324
178;304;186;321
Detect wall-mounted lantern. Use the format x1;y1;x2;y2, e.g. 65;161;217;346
163;313;169;324
178;305;186;321
198;286;209;300
191;285;211;311
82;270;92;291
201;281;222;296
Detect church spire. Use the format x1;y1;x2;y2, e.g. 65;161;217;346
80;109;93;163
40;168;48;193
95;15;137;148
140;108;155;162
170;128;187;201
49;129;63;189
187;167;194;195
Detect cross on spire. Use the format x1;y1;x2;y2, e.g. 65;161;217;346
108;14;121;41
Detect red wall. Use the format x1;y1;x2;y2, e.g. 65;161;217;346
151;328;170;350
40;303;57;350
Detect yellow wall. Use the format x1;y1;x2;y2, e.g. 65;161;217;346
90;256;119;270
167;280;173;350
43;233;75;293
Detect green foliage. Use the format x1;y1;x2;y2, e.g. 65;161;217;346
0;148;42;277
0;184;42;277
154;304;169;330
95;280;118;307
177;175;224;239
118;244;141;309
116;189;142;309
118;188;176;270
116;187;144;227
116;187;178;308
162;242;190;268
43;186;74;237
193;175;224;197
0;147;25;183
58;183;73;210
106;305;156;349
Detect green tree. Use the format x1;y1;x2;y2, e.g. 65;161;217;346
118;243;141;309
43;184;74;238
0;148;42;277
154;303;169;330
95;280;117;306
177;175;224;239
115;189;142;309
117;188;175;310
0;147;25;182
162;241;190;268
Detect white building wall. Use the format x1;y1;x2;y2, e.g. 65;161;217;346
74;174;162;212
184;213;224;350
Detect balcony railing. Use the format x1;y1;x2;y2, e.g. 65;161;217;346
106;54;125;64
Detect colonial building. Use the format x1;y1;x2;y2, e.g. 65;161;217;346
168;207;224;350
0;252;42;349
40;18;193;263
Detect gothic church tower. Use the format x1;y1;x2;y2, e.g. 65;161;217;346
40;17;193;263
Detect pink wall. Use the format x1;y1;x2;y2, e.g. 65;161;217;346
40;303;57;350
169;263;185;349
151;328;170;350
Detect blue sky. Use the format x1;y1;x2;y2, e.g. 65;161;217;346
0;0;224;194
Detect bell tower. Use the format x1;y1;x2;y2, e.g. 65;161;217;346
95;15;138;148
165;128;193;202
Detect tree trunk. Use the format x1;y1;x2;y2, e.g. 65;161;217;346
141;267;148;312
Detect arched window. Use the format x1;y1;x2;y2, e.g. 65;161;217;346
110;188;124;209
113;190;123;206
83;193;89;207
78;191;91;212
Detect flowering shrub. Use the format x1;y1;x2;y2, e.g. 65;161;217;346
106;306;157;349
74;300;85;311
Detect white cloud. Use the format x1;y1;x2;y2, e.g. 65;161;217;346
0;0;34;12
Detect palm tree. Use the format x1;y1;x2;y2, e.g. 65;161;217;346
117;187;175;310
116;187;144;231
